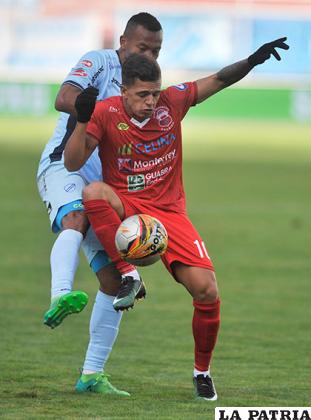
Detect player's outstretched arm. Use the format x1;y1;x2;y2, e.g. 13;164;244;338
64;87;99;171
196;37;289;103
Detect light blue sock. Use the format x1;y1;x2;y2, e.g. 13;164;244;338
83;290;123;373
51;229;83;298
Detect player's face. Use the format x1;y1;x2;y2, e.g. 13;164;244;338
122;79;162;121
120;26;162;60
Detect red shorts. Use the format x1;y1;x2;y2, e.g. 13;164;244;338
119;195;214;276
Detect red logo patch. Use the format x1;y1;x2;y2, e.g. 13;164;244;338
70;68;87;77
81;60;93;68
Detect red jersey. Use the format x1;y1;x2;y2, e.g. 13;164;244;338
86;82;198;212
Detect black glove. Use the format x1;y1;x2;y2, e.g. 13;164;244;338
75;86;99;123
248;37;289;67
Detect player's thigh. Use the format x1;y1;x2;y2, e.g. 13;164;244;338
62;210;88;234
37;164;86;233
159;212;214;271
158;212;218;302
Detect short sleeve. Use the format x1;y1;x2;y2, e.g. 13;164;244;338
63;50;107;91
86;102;107;143
162;82;198;121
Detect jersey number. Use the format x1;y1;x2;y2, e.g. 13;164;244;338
193;240;210;259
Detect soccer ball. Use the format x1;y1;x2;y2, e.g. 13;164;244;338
115;214;168;266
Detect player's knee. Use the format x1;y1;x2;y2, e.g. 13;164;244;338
194;286;218;303
83;182;110;201
193;277;219;303
96;264;122;295
62;210;89;234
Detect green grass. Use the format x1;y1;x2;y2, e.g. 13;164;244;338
0;116;310;419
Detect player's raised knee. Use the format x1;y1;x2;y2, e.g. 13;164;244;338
193;282;219;303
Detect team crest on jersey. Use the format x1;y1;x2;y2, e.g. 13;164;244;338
80;59;93;68
117;122;129;131
173;83;188;91
154;106;173;129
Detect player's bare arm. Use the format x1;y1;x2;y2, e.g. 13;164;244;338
64;87;99;171
55;84;82;115
64;125;98;171
196;37;289;104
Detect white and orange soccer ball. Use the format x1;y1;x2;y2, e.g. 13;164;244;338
115;214;168;266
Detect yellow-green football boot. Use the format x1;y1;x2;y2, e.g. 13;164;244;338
43;291;88;329
75;372;130;396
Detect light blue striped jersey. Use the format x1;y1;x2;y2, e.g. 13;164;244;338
37;49;122;182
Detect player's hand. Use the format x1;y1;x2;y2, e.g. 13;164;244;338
75;86;99;123
248;37;289;67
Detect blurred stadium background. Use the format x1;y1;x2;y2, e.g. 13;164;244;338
0;0;311;119
1;1;310;417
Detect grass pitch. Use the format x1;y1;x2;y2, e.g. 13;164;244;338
0;116;310;419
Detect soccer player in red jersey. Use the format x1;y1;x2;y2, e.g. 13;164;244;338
64;38;289;401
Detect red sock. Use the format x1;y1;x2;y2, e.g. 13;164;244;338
84;199;135;274
192;299;220;371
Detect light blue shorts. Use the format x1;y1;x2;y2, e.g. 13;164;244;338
37;164;110;272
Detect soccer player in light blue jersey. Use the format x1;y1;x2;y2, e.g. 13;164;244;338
37;12;162;395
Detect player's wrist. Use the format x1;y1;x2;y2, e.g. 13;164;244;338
247;54;260;67
76;115;91;124
75;121;89;131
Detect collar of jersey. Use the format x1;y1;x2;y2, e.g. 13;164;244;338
130;117;150;128
117;96;151;128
